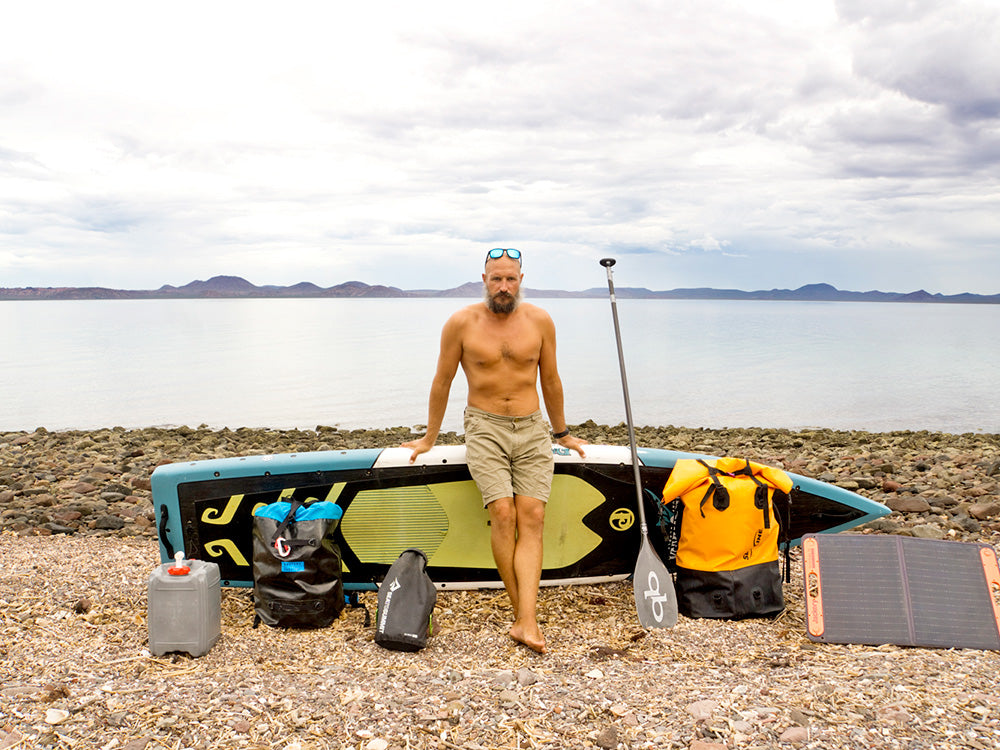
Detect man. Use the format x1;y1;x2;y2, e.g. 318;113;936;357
403;248;586;653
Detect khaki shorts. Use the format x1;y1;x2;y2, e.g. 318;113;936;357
464;406;554;506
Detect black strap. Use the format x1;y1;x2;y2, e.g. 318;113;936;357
270;496;319;553
346;591;372;628
739;461;772;530
773;488;793;582
696;460;729;516
735;460;791;573
158;504;176;559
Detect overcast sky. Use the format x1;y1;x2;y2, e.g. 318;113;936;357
2;0;998;295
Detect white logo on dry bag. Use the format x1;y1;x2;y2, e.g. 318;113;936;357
378;577;402;634
644;570;668;623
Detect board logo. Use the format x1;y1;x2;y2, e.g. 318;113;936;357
609;508;635;531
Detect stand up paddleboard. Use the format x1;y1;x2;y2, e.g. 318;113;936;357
152;445;889;591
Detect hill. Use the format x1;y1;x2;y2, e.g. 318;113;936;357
2;276;998;303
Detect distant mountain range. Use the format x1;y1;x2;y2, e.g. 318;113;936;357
2;276;998;303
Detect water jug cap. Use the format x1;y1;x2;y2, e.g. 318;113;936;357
168;550;191;576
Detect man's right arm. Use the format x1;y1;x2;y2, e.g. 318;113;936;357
403;312;464;462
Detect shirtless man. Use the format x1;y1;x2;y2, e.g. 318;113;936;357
403;248;586;653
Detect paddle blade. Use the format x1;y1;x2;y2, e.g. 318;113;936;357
633;536;678;629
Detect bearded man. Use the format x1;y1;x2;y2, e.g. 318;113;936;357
404;248;586;653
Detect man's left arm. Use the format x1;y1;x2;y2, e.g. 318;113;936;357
537;312;586;458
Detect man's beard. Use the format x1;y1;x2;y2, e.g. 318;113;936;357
484;286;522;314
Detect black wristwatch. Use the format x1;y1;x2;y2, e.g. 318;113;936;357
552;429;570;439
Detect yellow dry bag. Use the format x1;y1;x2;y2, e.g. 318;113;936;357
662;457;793;619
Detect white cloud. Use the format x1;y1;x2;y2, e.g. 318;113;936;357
0;0;998;294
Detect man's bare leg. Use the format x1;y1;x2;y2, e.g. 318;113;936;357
488;495;546;653
488;497;520;619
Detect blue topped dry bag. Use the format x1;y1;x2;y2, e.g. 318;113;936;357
252;496;345;628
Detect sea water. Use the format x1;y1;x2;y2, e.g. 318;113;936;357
1;298;997;434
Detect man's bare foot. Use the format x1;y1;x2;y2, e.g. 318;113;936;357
509;621;546;654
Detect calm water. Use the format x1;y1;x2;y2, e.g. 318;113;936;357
2;298;997;434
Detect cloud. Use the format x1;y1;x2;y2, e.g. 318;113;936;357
841;0;1000;121
0;1;997;294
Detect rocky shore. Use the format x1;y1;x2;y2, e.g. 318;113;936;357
1;424;999;750
2;423;998;543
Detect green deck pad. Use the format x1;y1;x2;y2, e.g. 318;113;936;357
340;475;604;568
803;534;1000;651
341;484;450;564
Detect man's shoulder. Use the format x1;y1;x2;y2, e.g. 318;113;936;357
518;302;554;324
449;302;485;321
443;302;485;332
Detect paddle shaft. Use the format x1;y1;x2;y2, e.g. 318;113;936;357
599;258;649;535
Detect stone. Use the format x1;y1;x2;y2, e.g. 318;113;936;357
909;524;947;539
45;708;70;725
516;667;538;686
493;670;515;687
43;523;76;535
789;708;810;726
779;726;810;743
687;699;717;721
595;726;618;749
886;496;931;513
969;502;1000;520
955;516;982;533
131;476;152;491
94;515;126;530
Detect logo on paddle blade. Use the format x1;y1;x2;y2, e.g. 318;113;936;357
609;508;635;531
644;569;670;623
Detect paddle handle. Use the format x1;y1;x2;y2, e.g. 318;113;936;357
600;258;648;534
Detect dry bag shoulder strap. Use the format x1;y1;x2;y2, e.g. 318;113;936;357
730;460;772;529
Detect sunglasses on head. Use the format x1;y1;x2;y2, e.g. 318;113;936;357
486;248;521;264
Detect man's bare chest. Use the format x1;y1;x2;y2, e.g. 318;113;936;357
464;329;541;369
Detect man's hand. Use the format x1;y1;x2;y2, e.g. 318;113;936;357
402;435;436;464
557;434;587;458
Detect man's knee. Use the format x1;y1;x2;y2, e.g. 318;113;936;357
488;497;517;530
514;496;545;532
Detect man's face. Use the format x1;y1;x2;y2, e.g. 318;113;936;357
483;257;523;314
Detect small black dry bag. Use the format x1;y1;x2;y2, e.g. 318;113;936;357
375;548;437;651
252;496;345;628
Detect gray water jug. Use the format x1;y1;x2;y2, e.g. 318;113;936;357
147;553;221;657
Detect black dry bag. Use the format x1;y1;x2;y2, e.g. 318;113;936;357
252;496;345;628
375;548;437;651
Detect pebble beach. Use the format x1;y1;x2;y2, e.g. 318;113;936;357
1;423;999;749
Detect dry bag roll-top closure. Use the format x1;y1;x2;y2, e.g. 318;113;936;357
252;496;345;628
662;457;793;620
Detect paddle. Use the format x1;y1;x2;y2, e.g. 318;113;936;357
599;258;678;629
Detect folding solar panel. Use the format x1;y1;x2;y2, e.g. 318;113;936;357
802;534;1000;650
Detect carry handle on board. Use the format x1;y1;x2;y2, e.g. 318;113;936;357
600;258;678;629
